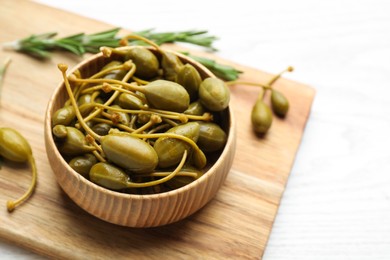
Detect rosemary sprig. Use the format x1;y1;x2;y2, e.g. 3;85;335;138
133;29;218;51
2;28;241;80
183;53;242;81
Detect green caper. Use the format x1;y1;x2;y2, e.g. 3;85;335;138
107;105;130;125
57;127;95;156
144;80;189;112
52;125;68;139
0;127;37;212
191;148;207;169
271;89;289;117
52;106;75;126
0;128;32;162
90;149;188;190
69;153;98;178
153;122;200;168
165;165;203;189
161;51;183;82
199;77;230;111
124;47;160;79
251;100;273;134
102;61;127;80
77;94;94;116
100;133;158;174
137;113;151;125
89;162;130;190
177;63;202;101
91;123;111;136
117;93;144;110
184;101;206;116
197;122;227;153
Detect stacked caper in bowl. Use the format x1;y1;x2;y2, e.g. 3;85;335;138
44;43;236;227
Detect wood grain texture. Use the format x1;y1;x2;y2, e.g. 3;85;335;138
0;0;314;259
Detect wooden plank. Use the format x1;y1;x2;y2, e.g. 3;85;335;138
0;0;315;258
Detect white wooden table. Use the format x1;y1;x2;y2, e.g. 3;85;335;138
1;0;390;259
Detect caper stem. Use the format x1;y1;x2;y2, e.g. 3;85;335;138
6;155;37;212
74;61;133;100
225;80;270;89
162;118;179;127
69;75;143;93
58;63;102;141
267;66;294;86
132;76;150;85
81;65;136;124
131;132;203;156
132;114;162;134
138;170;198;179
126;150;188;188
90;117;136;133
119;34;162;52
80;83;146;103
86;135;103;154
92;150;106;163
147;123;171;134
225;66;294;89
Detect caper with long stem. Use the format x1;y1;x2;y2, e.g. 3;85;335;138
0;128;38;212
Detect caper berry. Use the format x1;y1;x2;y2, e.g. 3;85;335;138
69;153;97;178
197;122;227;153
177;63;202;101
144;80;190;112
100;133;158;174
199;77;230;111
154;122;200;168
271;89;289;117
124;47;160;79
251;100;273;134
52;106;75;126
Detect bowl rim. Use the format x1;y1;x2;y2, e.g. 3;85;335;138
45;46;236;200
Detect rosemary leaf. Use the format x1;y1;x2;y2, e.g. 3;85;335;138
184;53;242;81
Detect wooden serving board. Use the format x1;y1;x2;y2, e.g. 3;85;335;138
0;1;315;259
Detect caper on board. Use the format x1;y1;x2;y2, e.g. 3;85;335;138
0;127;38;212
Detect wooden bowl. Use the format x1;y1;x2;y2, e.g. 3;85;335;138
44;46;236;227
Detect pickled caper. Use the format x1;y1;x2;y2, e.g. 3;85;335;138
57;126;95;156
271;89;289;117
52;106;75;126
52;124;68;139
100;133;158;174
251;100;273;134
90;149;187;190
107;105;130;125
161;51;183;82
197;122;227;153
0;128;37;212
124;47;160;79
91;123;112;136
199;77;230;111
102;61;128;80
117;93;145;110
154;122;200;168
144;80;189;112
184;101;206;116
69;153;97;178
89;162;130;190
177;63;202;101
